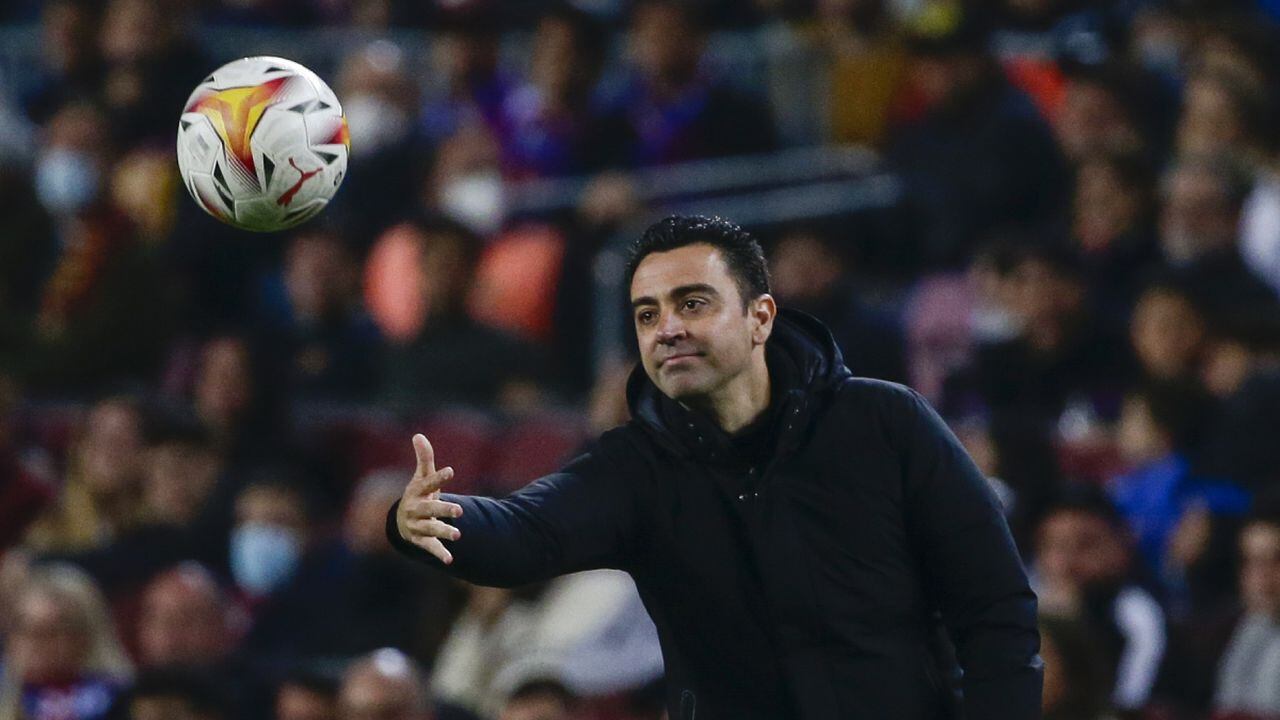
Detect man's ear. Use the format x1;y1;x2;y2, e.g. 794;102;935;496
750;294;777;346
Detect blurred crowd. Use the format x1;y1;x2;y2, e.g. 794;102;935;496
2;0;1280;719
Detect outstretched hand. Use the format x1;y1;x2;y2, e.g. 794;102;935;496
395;434;464;564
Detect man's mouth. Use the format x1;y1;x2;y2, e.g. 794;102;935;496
660;352;703;368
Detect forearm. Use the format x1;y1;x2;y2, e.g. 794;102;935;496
387;451;640;587
386;494;563;587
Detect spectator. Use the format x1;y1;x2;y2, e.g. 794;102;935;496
332;41;428;248
1070;150;1160;321
135;563;241;670
1034;488;1167;714
191;333;280;465
275;670;339;720
1039;616;1117;720
605;0;776;165
16;0;101;126
768;228;906;382
22;102;173;393
418;1;513;145
1053;64;1158;163
25;396;148;553
46;417;230;594
245;470;452;665
0;563;133;720
1175;65;1271;164
97;0;205;148
1109;381;1249;583
107;149;180;245
944;242;1121;428
1129;276;1208;383
431;584;536;718
228;476;314;601
888;10;1067;269
816;0;909;147
339;649;433;720
422;124;506;238
373;218;544;409
1198;314;1280;491
1213;503;1280;718
140;419;223;531
259;230;381;401
496;3;624;178
1157;155;1277;321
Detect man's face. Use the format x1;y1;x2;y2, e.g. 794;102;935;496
1240;523;1280;618
1037;510;1127;589
630;244;767;402
1130;289;1205;380
137;574;227;667
278;684;338;720
339;669;423;720
630;3;700;85
1159;167;1239;264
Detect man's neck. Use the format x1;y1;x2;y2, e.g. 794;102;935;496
686;356;772;435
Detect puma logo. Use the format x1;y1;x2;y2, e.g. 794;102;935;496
277;158;322;207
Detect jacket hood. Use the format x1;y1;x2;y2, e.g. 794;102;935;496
625;308;853;462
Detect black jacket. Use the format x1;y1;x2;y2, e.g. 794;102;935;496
389;310;1041;719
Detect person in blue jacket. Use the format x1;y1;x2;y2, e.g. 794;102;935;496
388;215;1042;719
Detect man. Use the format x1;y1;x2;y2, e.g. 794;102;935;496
339;649;433;720
136;562;242;665
1214;503;1280;717
390;216;1041;719
276;669;338;720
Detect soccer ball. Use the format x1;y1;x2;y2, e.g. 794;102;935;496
176;56;350;232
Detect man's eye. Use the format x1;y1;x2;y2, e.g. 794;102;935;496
683;299;703;310
637;310;656;324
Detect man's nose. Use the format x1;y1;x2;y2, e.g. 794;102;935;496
655;311;686;344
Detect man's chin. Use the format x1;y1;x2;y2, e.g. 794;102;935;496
657;374;711;402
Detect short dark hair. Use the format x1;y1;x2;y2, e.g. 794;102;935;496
1040;483;1127;533
625;215;771;310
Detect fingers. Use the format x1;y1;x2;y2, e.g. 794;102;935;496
411;535;454;565
406;517;462;541
419;466;454;494
403;498;464;521
412;434;435;479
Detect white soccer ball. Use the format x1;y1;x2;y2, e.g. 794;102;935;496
176;56;350;232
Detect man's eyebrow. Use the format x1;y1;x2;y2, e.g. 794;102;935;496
630;284;720;309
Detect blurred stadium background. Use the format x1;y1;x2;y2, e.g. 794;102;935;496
2;0;1280;719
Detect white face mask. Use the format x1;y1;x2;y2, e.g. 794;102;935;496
230;523;302;597
35;148;99;216
439;171;505;236
342;94;410;155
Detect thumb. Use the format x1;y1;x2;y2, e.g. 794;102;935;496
412;433;436;480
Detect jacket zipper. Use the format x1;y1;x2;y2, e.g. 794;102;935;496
680;689;697;720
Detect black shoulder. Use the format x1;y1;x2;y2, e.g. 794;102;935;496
836;377;926;415
834;378;935;450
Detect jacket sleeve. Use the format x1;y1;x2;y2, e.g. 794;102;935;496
892;386;1043;720
386;444;642;588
